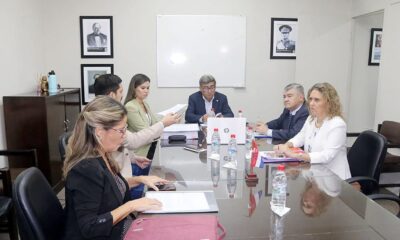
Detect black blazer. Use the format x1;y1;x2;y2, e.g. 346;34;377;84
267;104;309;140
63;157;131;240
185;91;234;123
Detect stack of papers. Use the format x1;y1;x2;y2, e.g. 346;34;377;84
158;104;187;116
162;124;199;140
259;151;302;163
144;191;219;213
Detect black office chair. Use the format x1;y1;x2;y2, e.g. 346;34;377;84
0;149;38;240
13;167;64;240
368;193;400;218
58;132;71;162
345;130;387;195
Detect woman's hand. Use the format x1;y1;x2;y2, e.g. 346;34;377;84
130;197;162;212
137;175;169;191
273;144;290;153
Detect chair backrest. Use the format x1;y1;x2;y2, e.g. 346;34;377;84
348;130;387;182
379;121;400;145
12;167;64;240
58;132;71;162
0;149;38;197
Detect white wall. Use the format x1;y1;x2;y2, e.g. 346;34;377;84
0;0;45;165
295;0;353;116
374;1;400;124
41;0;352;122
347;12;383;132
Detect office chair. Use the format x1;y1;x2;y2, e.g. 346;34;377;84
368;193;400;218
378;121;400;172
345;130;387;195
58;132;71;162
0;149;38;240
13;167;64;240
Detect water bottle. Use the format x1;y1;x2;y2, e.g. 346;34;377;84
48;70;58;93
211;128;221;153
271;164;287;211
238;110;243;118
227;134;237;162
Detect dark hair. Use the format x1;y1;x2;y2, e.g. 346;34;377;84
124;74;151;105
94;74;122;96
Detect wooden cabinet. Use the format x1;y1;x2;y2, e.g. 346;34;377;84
3;89;81;191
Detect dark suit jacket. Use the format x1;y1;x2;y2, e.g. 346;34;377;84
63;157;131;240
185;91;234;123
87;33;107;47
267;103;309;140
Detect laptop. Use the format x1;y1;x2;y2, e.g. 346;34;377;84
206;118;246;144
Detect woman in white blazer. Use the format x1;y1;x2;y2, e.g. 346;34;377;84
275;82;351;180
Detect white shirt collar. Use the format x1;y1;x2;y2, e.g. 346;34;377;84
290;103;303;115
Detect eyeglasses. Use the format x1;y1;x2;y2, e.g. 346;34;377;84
201;85;216;91
111;125;128;135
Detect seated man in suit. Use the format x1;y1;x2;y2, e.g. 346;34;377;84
185;74;234;123
255;83;308;140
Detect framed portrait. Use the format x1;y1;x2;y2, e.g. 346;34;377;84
270;18;298;59
368;28;382;66
81;64;114;104
80;16;113;58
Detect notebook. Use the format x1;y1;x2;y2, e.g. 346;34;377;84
206;118;246;144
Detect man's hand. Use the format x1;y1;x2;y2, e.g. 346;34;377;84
134;156;152;169
255;121;268;134
161;113;181;127
202;114;209;123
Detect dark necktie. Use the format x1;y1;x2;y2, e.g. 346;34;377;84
287;114;293;129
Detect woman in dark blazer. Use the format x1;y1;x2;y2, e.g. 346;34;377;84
63;96;166;240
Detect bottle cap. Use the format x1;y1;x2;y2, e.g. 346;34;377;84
277;164;285;171
213;128;218;132
248;126;253;130
230;134;236;138
49;70;55;75
238;110;242;113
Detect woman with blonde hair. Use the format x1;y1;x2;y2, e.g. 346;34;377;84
63;96;166;239
275;82;351;180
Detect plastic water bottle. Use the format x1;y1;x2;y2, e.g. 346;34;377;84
211;128;221;153
271;164;287;211
238;110;243;118
227;134;237;162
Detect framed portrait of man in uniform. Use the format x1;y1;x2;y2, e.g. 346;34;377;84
270;18;298;59
80;16;113;58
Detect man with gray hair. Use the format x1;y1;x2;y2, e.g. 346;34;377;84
185;74;234;123
255;83;308;140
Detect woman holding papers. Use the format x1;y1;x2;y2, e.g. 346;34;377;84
274;83;351;180
124;74;161;160
63;96;166;240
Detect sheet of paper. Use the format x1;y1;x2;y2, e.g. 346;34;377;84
144;191;210;213
158;104;187;116
163;123;199;132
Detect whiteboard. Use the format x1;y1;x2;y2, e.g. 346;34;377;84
157;15;246;87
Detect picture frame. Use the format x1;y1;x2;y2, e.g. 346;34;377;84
368;28;382;66
270;18;298;59
81;64;114;104
80;16;113;58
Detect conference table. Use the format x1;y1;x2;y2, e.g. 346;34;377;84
144;137;400;240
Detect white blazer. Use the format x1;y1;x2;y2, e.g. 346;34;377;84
289;116;351;180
